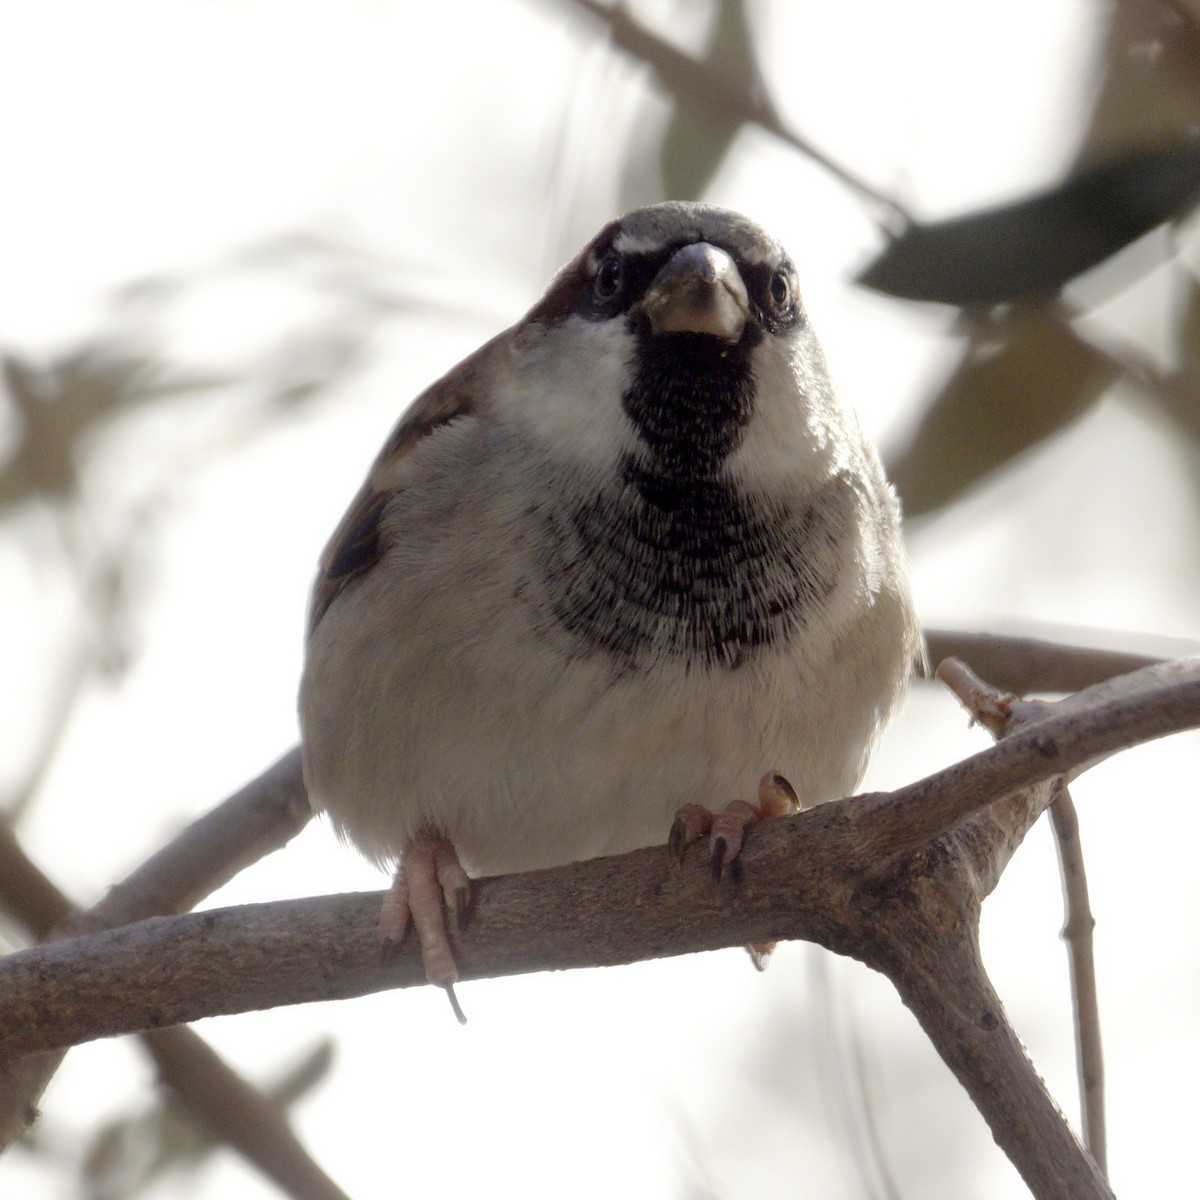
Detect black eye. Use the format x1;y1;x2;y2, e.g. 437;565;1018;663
768;268;791;310
594;253;624;300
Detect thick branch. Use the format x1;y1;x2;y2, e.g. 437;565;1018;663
855;658;1200;863
3;658;1198;1062
883;912;1112;1200
0;746;323;1196
3;659;1197;1200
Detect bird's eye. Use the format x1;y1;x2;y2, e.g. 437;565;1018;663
768;268;791;311
594;253;624;300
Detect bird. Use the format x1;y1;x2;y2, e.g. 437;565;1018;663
298;201;921;1020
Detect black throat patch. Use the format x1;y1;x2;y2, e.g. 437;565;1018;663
535;333;850;672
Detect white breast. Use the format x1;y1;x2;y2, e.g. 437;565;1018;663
299;419;917;876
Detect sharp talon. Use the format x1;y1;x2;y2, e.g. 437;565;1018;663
378;871;412;946
748;942;775;971
448;884;470;930
445;983;468;1025
668;820;684;864
711;836;727;882
670;803;713;864
385;836;471;999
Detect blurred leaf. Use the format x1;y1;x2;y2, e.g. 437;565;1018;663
660;0;760;199
887;309;1120;518
858;141;1200;305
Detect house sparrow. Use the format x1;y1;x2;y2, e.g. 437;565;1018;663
299;202;921;1020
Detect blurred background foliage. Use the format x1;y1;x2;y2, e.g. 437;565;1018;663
3;1;1200;1198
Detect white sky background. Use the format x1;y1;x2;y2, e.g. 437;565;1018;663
2;1;1199;1198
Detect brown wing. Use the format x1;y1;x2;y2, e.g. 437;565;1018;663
308;483;391;634
306;345;491;636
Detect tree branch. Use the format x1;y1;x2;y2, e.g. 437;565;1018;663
1048;787;1106;1170
878;873;1111;1200
64;745;310;934
3;660;1197;1198
923;628;1170;694
938;659;1109;1169
0;895;349;1200
0;746;328;1200
141;1026;350;1200
565;0;910;229
851;657;1199;868
1;660;1195;1051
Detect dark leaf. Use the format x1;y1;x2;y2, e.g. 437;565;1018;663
859;141;1200;305
1142;274;1200;450
887;309;1119;518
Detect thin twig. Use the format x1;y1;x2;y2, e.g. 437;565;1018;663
1048;788;1106;1171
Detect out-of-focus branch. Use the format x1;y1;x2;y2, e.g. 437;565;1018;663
63;746;310;934
0;824;72;936
0;747;316;1187
565;0;910;230
142;1027;349;1200
4;660;1200;1198
0;829;346;1200
1064;299;1200;436
922;628;1169;694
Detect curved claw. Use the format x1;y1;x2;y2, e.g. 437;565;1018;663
710;836;728;882
672;772;801;880
709;799;759;880
669;803;714;865
378;835;472;1023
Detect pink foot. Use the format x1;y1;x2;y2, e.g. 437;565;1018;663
379;835;471;1024
669;772;800;969
669;772;799;877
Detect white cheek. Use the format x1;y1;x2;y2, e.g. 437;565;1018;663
728;327;846;489
503;316;640;467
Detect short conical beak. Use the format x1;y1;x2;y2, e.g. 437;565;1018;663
641;242;749;342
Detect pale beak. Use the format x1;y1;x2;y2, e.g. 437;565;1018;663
641;242;749;343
